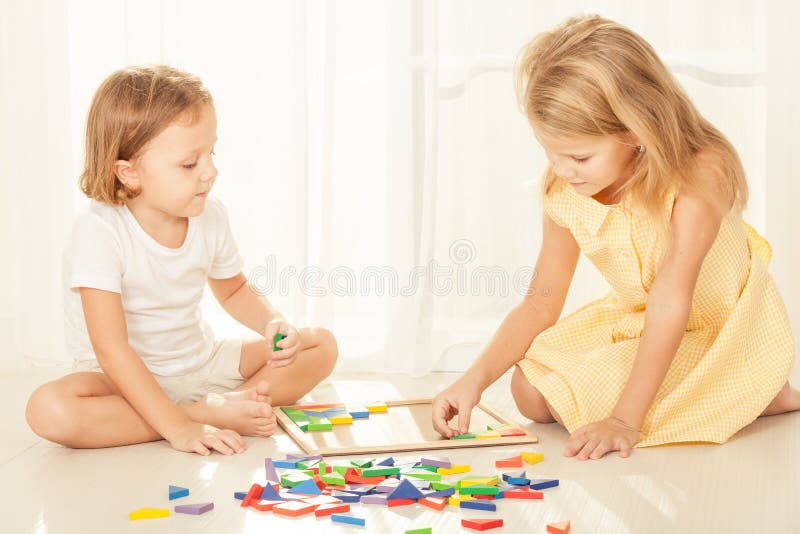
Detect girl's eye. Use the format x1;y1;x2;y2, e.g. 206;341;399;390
182;162;197;169
572;157;589;164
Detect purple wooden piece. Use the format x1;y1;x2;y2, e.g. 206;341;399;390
264;458;279;483
419;456;452;468
174;502;214;515
360;494;388;505
376;479;402;493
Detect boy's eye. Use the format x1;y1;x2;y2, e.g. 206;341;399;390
182;162;197;169
572;157;589;163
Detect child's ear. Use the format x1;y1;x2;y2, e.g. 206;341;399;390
113;159;140;191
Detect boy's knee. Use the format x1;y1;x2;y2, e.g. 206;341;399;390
315;328;338;374
510;367;555;424
26;383;78;444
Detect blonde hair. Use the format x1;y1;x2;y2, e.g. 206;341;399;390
515;15;748;233
80;65;213;204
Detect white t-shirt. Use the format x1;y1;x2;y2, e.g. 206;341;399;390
62;196;244;376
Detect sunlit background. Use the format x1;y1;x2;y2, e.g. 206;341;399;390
1;0;797;374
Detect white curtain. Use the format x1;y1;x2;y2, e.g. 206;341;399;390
1;0;797;374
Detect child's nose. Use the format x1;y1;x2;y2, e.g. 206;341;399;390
554;161;576;180
201;163;218;182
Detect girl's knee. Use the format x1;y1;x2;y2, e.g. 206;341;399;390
510;367;556;424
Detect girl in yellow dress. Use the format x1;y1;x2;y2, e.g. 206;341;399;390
432;15;800;460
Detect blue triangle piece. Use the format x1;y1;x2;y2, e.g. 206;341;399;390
386;478;425;500
260;483;283;501
169;485;189;500
288;478;322;495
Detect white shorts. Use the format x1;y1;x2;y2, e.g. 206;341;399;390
72;339;246;404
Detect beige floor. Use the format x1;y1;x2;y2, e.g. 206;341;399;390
1;366;798;534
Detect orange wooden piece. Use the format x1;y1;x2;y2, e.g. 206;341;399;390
461;518;504;531
504;488;544;499
494;455;523;468
249;500;283;512
387;498;416;507
419;497;447;511
241;483;263;508
547;520;571;534
272;501;318;517
314;503;351;517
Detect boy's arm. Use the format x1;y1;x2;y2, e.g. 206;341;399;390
208;273;299;367
80;287;240;455
208;273;282;335
611;189;726;430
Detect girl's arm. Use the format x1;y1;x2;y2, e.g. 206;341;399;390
432;210;580;436
565;182;729;460
610;190;726;429
80;287;241;455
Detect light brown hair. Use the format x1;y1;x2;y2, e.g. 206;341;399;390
515;15;748;234
80;65;213;204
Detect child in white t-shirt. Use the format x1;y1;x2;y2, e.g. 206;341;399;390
25;65;338;456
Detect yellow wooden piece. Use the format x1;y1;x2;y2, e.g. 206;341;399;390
129;507;170;520
475;431;502;439
329;414;353;425
460;476;499;487
366;402;388;413
522;451;544;465
438;464;470;475
449;494;474;506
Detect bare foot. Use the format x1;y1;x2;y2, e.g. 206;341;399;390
760;382;800;416
186;381;277;437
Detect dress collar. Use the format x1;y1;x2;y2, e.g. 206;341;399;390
559;180;678;236
561;181;615;236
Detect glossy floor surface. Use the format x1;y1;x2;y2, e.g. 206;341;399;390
2;366;798;533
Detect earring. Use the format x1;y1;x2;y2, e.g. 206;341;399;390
638;145;645;153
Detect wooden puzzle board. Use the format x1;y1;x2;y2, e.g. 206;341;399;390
275;398;537;456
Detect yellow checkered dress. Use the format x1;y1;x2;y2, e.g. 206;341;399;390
518;178;795;446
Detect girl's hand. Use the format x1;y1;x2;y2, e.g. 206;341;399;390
564;416;640;460
265;319;300;368
165;421;245;456
432;376;483;438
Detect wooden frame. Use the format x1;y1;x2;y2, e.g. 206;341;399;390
275;398;538;456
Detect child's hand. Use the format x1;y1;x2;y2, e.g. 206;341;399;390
564;416;640;460
432;377;482;438
265;319;300;368
165;421;246;456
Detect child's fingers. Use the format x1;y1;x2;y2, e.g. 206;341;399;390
589;439;612;460
278;330;299;347
617;440;633;458
219;430;246;453
576;439;598;460
457;402;472;434
192;440;211;456
206;435;235;455
432;398;456;437
264;323;281;351
269;354;296;368
271;344;298;363
564;432;586;457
